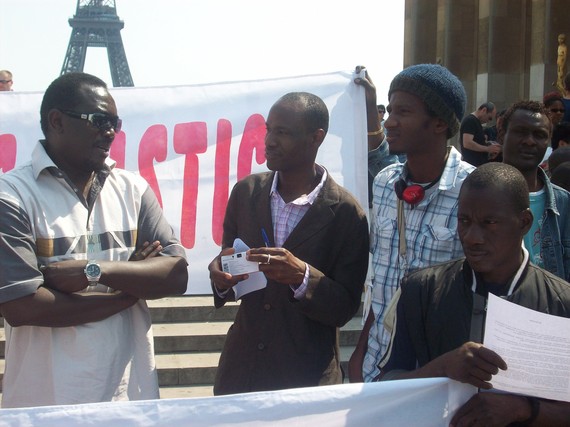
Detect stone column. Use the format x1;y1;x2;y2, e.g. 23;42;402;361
403;0;438;66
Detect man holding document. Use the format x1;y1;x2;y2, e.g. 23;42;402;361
208;92;369;395
378;162;570;426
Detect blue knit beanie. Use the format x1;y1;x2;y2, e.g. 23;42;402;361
388;64;466;138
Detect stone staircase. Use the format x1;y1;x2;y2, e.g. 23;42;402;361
0;296;363;399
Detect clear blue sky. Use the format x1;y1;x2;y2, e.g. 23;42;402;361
0;0;404;105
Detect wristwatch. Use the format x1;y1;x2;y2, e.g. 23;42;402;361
84;260;102;287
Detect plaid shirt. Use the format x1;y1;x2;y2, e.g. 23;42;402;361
363;146;474;381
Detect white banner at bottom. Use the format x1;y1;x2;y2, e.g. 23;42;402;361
0;379;475;427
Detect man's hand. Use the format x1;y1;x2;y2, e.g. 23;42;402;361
450;393;532;427
42;241;164;294
129;240;163;261
354;65;378;105
488;143;502;155
354;65;384;151
208;247;249;291
247;247;306;286
438;341;507;389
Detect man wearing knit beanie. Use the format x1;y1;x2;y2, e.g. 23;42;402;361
349;64;475;383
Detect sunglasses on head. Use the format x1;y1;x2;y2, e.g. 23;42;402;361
61;110;122;133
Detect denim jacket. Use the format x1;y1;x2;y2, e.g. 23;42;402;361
367;137;400;208
538;167;570;282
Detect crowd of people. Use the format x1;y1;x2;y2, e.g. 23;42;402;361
1;63;570;425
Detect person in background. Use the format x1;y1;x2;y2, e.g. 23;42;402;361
0;69;13;91
460;102;501;166
0;72;188;408
349;64;474;382
549;146;570;176
551;121;570;151
501;100;570;281
356;69;400;209
541;119;570;174
484;108;507;162
377;104;386;129
378;162;570;426
551;161;570;192
544;91;565;127
208;91;369;395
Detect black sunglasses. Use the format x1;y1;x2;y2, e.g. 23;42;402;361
61;110;122;133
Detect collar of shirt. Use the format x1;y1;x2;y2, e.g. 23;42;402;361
32;140;112;207
400;146;465;193
33;140;114;180
269;164;327;205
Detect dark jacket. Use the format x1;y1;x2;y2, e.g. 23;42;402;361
213;171;369;395
381;258;570;373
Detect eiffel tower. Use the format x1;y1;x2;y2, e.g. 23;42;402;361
60;0;134;87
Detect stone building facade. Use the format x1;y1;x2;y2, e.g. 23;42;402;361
404;0;570;113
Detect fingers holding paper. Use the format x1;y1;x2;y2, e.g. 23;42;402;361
247;247;306;286
438;341;507;390
208;247;250;291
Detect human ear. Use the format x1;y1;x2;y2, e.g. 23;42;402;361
520;208;533;234
47;109;64;134
432;117;448;136
311;128;326;149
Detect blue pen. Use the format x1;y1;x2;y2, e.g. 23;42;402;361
261;228;270;247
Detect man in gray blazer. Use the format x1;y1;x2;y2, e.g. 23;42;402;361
208;92;369;395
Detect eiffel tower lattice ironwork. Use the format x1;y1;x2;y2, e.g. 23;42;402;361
60;0;134;87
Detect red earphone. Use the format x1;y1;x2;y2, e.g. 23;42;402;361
394;179;427;205
394;152;448;206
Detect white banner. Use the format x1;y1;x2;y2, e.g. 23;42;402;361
0;71;368;294
0;379;476;427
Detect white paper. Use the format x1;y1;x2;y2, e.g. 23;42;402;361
484;293;570;402
231;238;267;300
221;252;260;275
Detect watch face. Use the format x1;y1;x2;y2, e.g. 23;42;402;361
86;263;101;277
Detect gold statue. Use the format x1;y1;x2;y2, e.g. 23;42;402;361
555;33;567;93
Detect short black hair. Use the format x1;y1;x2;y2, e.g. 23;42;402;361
40;72;108;137
377;104;386;112
551;161;570;191
478;102;495;112
551;122;570;150
277;92;329;134
549;145;570;172
501;100;551;133
461;163;529;212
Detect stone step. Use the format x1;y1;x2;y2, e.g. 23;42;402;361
152;317;362;353
148;297;241;323
0;297;364;398
0;314;362;358
155;345;356;388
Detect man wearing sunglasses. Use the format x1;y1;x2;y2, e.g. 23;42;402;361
0;69;13;91
0;72;188;408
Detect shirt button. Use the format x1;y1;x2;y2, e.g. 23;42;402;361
257;343;265;350
263;303;271;310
